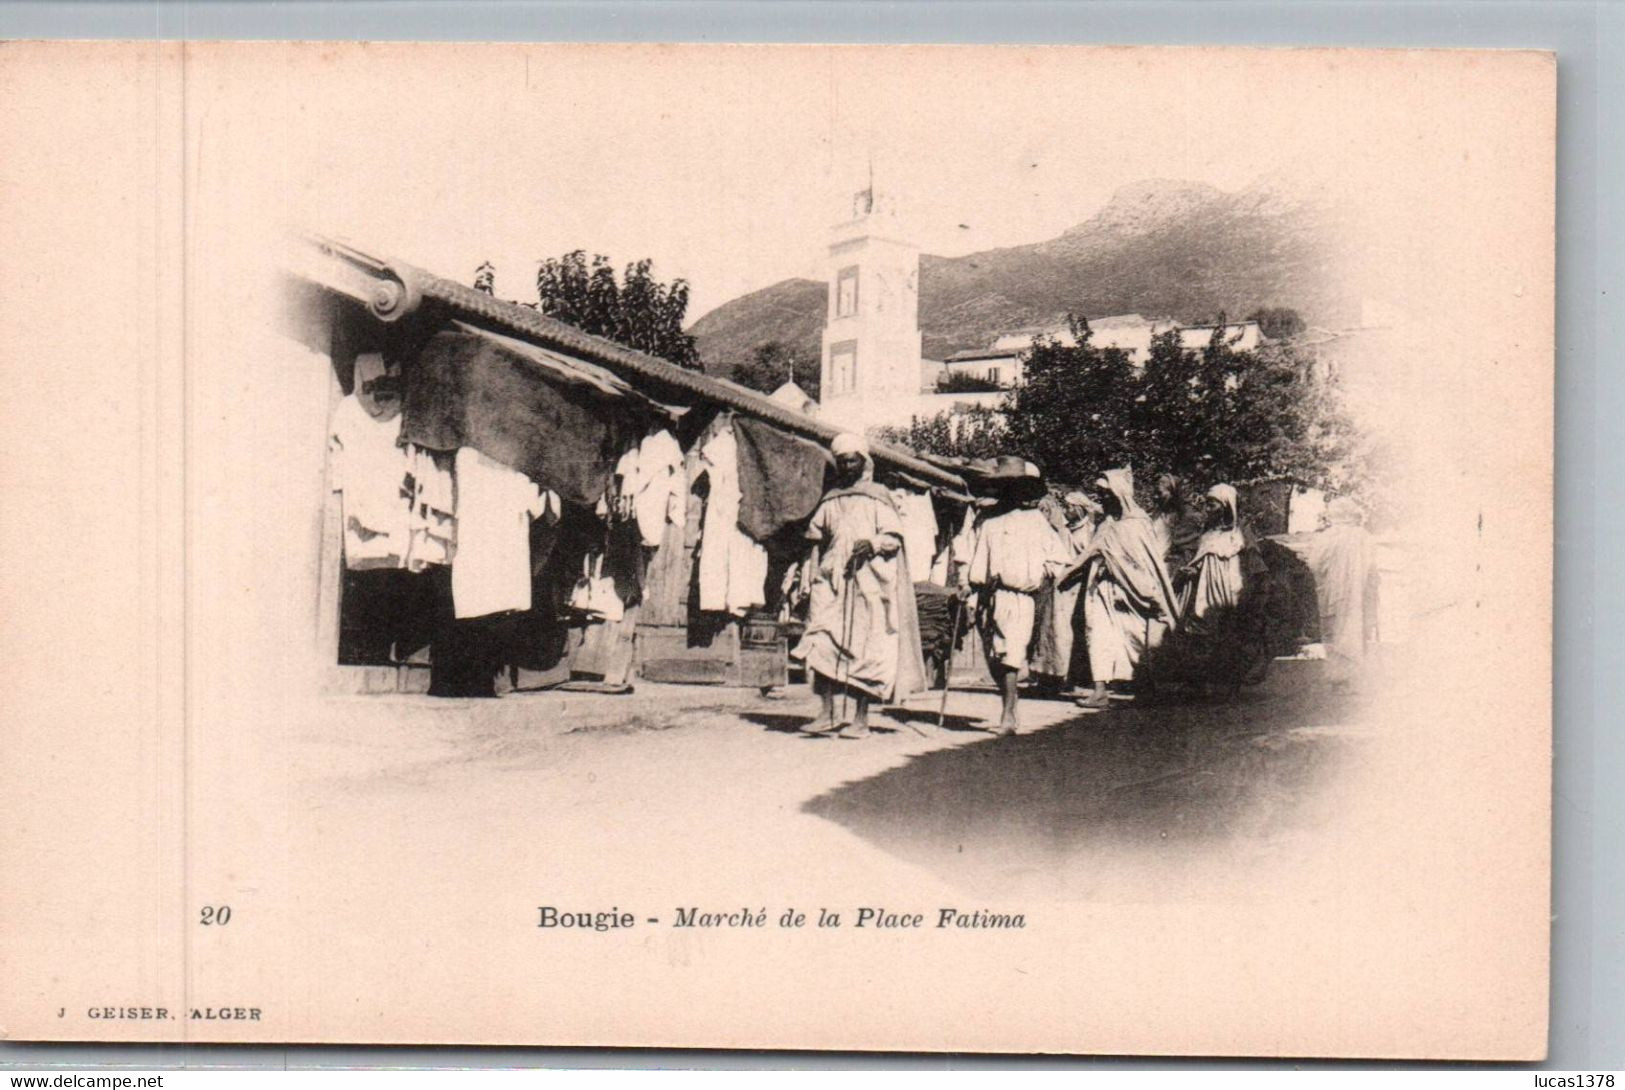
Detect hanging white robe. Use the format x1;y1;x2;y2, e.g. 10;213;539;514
696;426;768;616
451;448;552;619
329;395;411;570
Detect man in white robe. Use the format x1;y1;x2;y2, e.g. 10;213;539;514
791;434;927;738
967;457;1072;733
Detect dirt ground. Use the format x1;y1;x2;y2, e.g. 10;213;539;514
290;658;1373;905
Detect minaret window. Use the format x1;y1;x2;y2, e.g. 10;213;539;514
828;341;857;396
835;266;860;318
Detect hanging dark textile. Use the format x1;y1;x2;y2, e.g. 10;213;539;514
731;414;831;542
400;326;651;508
1236;479;1294;537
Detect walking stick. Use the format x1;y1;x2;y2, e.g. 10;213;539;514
937;589;969;729
836;566;856;725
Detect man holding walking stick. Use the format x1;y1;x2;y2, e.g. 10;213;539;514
790;433;928;739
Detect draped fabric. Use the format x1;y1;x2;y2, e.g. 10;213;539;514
1084;580;1151;684
791;479;928;702
696;425;769;616
1184;483;1247;621
1065;468;1182;684
400;327;651;508
731;415;831;541
329;394;411;570
1073;470;1182;627
890;488;941;580
1306;511;1378;676
1045;519;1095;677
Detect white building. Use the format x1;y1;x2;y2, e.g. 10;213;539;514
941;314;1266;389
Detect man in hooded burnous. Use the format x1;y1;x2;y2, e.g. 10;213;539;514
1059;467;1182;709
1179;483;1251;624
966;457;1072;734
791;433;928;738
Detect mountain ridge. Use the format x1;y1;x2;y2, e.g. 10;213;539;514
691;178;1348;380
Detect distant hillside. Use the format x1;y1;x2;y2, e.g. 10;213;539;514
690;278;828;384
692;178;1350;376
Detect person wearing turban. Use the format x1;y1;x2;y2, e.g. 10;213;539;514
1063;491;1103;553
790;433;928;738
1058;467;1181;709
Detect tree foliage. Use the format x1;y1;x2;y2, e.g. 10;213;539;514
876;403;1009;462
895;312;1371;508
532;251;701;369
936;371;1006;393
1246;306;1306;340
729;340;820;401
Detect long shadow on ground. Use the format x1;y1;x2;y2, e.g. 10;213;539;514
802;662;1367;898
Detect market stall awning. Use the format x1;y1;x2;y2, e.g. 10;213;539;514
401;323;668;507
281;232;970;498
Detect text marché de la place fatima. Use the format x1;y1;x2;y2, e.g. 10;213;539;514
537;906;1026;931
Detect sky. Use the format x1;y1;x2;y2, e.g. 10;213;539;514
247;44;1353;323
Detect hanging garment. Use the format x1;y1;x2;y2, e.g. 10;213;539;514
889;487;941;580
601;444;642;516
451;447;557;620
1305;502;1378;681
612;428;685;548
597;428;684;551
329;394;411;570
404;444;457;571
568;551;625;622
401;327;653;508
696;425;769;615
732;416;831;541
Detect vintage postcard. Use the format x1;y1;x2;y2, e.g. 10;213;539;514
0;42;1553;1057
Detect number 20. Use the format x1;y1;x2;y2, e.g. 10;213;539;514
200;905;232;926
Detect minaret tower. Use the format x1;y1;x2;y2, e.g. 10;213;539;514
819;186;923;412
